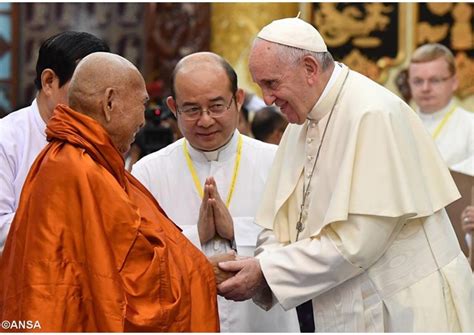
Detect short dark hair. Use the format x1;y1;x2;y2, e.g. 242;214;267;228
170;55;238;99
34;31;110;90
251;106;288;142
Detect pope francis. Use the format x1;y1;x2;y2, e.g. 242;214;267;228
217;17;474;332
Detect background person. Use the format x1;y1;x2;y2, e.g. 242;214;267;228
408;43;473;170
0;31;110;252
409;43;474;263
251;106;288;145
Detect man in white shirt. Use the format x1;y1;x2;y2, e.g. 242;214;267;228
132;52;299;332
409;43;474;254
408;43;473;170
0;31;110;252
217;17;473;332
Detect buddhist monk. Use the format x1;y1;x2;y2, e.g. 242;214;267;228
0;52;219;332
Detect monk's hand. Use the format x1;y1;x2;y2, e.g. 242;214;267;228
207;177;234;241
208;251;237;285
217;257;264;301
461;205;474;234
198;178;216;244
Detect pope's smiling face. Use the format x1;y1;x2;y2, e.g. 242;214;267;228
249;40;316;125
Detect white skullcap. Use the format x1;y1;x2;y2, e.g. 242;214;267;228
257;17;327;53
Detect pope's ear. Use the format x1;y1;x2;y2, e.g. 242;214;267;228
302;55;319;84
102;87;115;122
166;96;178;117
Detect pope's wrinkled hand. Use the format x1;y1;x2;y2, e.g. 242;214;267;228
217;257;264;301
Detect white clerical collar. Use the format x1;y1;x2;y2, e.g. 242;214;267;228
307;62;343;121
187;130;239;162
417;99;456;122
318;62;342;104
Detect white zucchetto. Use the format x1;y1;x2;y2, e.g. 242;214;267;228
257;17;328;53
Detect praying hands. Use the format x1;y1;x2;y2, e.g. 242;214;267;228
198;177;235;244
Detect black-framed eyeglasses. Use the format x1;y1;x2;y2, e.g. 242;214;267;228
177;96;235;121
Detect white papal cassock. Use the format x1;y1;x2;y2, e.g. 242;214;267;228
254;63;474;332
132;131;300;332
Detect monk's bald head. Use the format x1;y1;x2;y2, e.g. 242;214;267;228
170;52;238;99
68;52;143;116
68;52;148;154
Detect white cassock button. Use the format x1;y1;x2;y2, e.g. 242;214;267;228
307;155;313;161
307;138;313;143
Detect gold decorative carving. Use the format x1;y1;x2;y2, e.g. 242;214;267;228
305;3;406;84
417;22;449;44
426;3;453;16
455;52;474;98
451;3;473;51
314;3;393;48
342;49;381;81
211;3;299;94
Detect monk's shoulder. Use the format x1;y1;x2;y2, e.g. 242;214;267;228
37;143;116;185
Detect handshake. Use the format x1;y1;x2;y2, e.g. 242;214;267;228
208;252;238;285
207;252;264;302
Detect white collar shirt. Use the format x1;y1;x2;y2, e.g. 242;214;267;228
0;99;47;252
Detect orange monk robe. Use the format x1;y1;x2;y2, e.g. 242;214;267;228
0;105;219;332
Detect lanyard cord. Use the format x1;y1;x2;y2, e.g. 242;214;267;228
182;134;243;208
432;104;457;140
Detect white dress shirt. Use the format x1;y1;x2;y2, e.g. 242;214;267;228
132;130;300;332
417;100;474;172
0;100;47;252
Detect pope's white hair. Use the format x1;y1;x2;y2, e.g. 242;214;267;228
254;37;334;71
